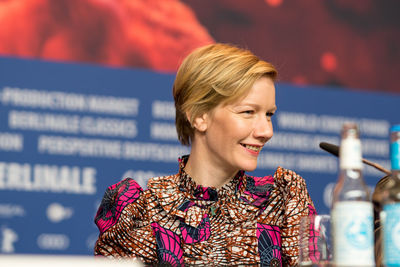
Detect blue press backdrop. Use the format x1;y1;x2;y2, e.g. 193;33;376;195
0;57;398;255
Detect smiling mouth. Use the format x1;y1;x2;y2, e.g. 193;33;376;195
241;144;263;152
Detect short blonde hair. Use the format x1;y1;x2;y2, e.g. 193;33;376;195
173;43;277;146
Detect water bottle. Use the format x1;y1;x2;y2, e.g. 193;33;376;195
381;124;400;266
331;122;375;266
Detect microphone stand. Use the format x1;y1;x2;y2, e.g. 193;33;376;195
319;142;391;175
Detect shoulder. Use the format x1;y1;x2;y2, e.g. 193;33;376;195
245;167;306;191
94;178;144;234
147;174;178;190
273;166;307;189
248;167;310;202
274;166;303;180
146;173;183;201
272;167;316;213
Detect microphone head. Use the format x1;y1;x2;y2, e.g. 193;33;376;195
319;142;339;157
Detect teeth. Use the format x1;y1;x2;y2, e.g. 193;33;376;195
244;144;262;152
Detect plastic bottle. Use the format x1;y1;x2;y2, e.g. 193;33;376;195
381;124;400;266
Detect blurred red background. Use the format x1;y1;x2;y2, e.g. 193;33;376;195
0;0;399;93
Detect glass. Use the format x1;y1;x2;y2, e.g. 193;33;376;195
299;214;332;267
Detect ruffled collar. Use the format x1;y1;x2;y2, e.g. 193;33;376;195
177;155;246;203
148;155;265;228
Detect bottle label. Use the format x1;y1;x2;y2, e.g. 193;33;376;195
332;201;375;266
391;141;400;170
383;203;400;265
340;138;362;170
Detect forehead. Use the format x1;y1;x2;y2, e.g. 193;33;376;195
227;77;276;106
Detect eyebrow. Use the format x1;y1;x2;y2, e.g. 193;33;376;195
235;102;277;111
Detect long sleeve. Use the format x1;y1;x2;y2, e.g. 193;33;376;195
94;178;157;263
93;166;317;266
274;167;316;266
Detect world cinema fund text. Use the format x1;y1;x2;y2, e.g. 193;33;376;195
0;162;96;194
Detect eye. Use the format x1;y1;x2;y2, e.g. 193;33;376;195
266;112;275;117
242;110;254;115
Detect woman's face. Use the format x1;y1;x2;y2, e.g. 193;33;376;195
200;76;276;174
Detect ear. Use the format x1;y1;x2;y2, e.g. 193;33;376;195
192;113;208;132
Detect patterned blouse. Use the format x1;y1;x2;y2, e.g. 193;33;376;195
94;156;316;266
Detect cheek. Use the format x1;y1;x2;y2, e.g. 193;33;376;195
223;119;251;140
208;113;251;143
207;119;236;143
219;118;247;134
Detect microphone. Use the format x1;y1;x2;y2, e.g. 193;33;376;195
319;142;391;175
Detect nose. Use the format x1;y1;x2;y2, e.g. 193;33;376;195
253;116;273;142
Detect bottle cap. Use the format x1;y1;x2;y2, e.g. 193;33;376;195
391;124;400;132
340;137;362;170
391;125;400;169
340;122;362;170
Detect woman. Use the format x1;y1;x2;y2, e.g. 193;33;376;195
94;43;316;266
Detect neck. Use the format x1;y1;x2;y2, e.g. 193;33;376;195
185;140;238;188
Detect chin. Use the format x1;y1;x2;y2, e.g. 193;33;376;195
239;162;258;172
